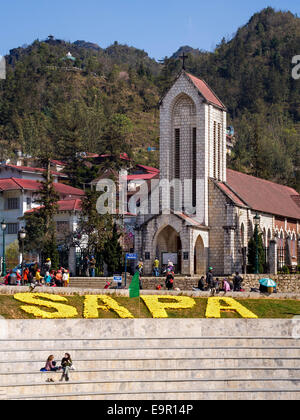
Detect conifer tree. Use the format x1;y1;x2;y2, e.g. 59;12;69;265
247;226;266;274
102;223;123;275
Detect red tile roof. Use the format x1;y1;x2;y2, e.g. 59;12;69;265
127;173;159;181
25;199;83;214
185;72;226;110
0;178;84;197
136;164;160;174
0;164;67;177
226;169;300;220
53;183;85;197
216;182;248;208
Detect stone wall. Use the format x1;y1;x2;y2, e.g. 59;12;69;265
68;274;300;293
0;319;297;340
139;274;300;294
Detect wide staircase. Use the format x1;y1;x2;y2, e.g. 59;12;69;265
69;278;109;289
0;321;300;400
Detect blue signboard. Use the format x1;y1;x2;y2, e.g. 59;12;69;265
126;253;138;260
113;276;123;283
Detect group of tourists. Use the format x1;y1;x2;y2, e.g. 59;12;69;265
194;268;244;295
79;256;97;277
41;353;73;382
1;258;70;288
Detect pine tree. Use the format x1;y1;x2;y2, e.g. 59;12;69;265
27;158;60;268
102;223;123;275
247;226;266;274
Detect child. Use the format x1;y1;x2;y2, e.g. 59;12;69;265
62;269;69;288
35;269;43;285
44;272;52;286
55;270;63;287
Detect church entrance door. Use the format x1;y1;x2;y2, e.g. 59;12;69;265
194;235;206;275
155;226;182;274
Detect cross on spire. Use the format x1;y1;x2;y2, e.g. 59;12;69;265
179;52;188;70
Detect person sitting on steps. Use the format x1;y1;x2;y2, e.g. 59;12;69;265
60;353;73;382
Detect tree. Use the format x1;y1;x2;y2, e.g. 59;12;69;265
247;226;266;274
24;159;60;269
78;189;113;273
102;223;123;275
99;113;133;171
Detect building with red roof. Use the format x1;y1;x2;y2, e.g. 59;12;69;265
0;175;85;260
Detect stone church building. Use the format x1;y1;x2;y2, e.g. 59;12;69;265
134;71;300;276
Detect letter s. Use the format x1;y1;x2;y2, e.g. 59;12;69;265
14;293;78;319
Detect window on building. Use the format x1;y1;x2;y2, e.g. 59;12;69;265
192;127;197;209
218;123;221;180
175;128;180;179
6;197;20;210
7;223;19;235
26;197;31;210
213;121;217;179
290;235;296;258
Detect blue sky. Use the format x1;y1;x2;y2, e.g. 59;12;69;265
0;0;299;60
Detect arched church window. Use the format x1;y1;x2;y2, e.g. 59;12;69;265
218;123;221;180
174;128;180;179
290;233;296;258
192;127;197;208
241;223;245;247
213;121;217;179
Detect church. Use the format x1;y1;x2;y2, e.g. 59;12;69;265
134;70;300;276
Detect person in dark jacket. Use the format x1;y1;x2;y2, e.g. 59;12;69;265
60;353;73;382
198;276;205;291
206;267;214;289
233;272;243;291
165;270;174;291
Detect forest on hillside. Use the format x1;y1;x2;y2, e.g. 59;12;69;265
0;7;299;191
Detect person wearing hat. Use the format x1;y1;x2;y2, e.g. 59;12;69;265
35;269;43;285
153;257;160;277
43;258;51;275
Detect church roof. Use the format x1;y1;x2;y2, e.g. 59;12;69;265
185;72;226;110
223;169;300;220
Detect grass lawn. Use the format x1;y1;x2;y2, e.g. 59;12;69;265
0;294;300;319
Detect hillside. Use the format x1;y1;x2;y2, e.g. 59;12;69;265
0;37;161;167
0;7;299;191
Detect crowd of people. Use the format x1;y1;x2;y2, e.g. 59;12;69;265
1;258;70;288
193;269;245;295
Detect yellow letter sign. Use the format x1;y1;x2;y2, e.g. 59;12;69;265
14;293;78;319
206;297;258;319
84;295;134;319
141;295;196;318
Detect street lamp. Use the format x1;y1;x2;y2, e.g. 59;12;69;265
1;220;7;277
18;227;26;282
254;213;261;274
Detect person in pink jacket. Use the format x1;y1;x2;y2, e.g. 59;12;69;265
223;278;231;294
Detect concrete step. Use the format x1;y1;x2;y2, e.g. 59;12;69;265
7;389;300;400
1;368;300;385
3;378;300;397
1;337;298;350
1;347;299;362
0;357;299;373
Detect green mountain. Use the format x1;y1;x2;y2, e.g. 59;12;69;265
0;7;299;191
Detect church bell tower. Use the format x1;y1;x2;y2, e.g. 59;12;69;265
159;70;227;226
